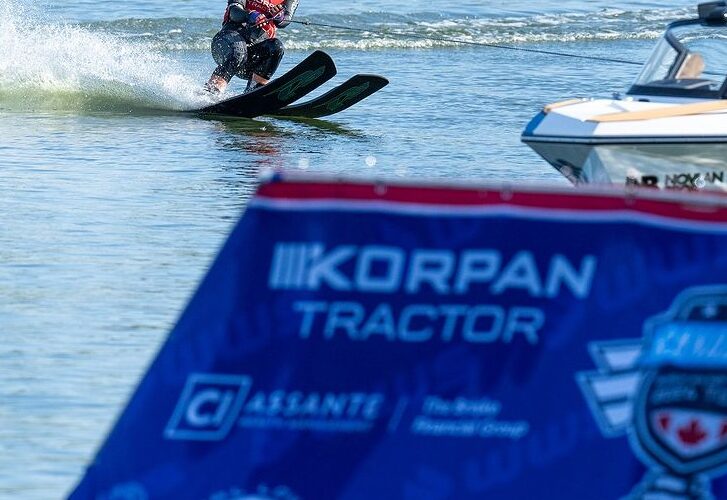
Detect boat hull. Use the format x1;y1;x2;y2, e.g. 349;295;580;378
523;137;727;190
522;101;727;191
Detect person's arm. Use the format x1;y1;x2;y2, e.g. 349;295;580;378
275;0;298;28
226;0;248;23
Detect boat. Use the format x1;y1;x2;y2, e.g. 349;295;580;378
521;1;727;191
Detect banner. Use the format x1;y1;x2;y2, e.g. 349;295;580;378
71;174;727;500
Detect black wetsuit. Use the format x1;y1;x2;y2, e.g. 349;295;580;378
210;0;299;84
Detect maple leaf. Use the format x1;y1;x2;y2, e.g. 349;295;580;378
678;420;707;446
659;415;670;431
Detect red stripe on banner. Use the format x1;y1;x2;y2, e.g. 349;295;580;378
255;179;727;223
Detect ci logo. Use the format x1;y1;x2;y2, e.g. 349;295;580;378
164;373;252;441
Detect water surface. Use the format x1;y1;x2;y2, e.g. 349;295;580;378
0;0;699;497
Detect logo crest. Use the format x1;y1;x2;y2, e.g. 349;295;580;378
578;286;727;499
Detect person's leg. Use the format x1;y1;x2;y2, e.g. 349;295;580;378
244;38;285;92
206;30;248;94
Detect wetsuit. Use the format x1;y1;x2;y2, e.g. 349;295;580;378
210;0;299;89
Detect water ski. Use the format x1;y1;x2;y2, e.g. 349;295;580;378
195;50;337;118
271;74;389;119
195;50;388;119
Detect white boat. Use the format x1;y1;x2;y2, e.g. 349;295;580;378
522;1;727;191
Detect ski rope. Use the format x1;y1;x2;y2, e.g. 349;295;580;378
288;19;643;67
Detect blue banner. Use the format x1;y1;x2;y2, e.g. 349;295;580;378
71;177;727;500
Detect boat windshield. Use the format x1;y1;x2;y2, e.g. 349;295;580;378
630;22;727;97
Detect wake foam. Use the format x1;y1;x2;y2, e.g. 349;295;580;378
0;0;212;112
0;3;694;111
84;8;691;53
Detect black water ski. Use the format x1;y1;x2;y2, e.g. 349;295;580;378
198;50;337;118
271;74;389;118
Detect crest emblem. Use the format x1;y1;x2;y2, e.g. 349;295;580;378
578;286;727;499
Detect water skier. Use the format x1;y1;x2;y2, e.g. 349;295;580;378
205;0;299;94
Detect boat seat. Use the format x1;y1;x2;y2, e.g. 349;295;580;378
646;78;716;90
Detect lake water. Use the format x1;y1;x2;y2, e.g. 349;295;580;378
0;0;700;497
